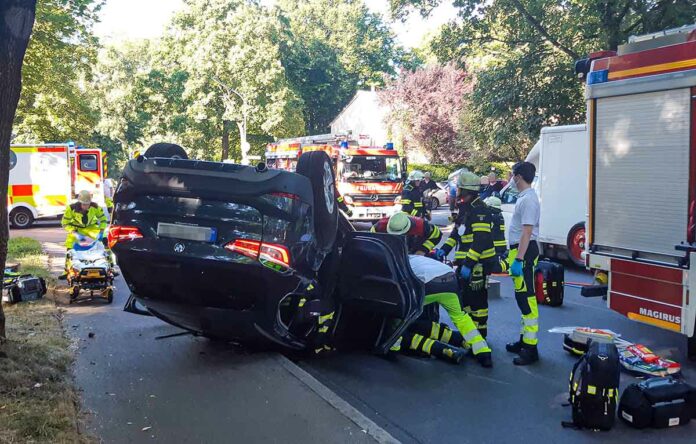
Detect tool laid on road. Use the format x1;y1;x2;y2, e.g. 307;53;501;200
619;377;696;429
563;340;621;431
551;326;682;377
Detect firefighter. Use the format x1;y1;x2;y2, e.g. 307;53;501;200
370;212;441;255
61;191;108;273
434;172;508;339
484;196;507;257
401;170;426;218
391;254;492;367
504;161;541;366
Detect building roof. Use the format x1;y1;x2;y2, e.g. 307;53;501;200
329;90;379;128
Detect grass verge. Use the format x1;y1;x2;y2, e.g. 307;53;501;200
1;237;91;443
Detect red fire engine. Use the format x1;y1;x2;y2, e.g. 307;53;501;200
266;134;406;221
577;24;696;358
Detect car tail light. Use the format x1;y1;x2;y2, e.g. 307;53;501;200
225;239;291;268
108;225;143;249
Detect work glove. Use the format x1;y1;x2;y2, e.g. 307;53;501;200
510;259;523;277
434;249;446;261
459;266;472;280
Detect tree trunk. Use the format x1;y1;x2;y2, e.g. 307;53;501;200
221;119;230;161
0;0;37;340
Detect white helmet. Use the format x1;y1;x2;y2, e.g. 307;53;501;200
484;196;502;210
408;170;424;181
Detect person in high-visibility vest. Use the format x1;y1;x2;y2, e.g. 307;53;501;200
61;191;108;274
401;170;426;218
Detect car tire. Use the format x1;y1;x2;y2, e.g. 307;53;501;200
9;207;34;229
296;151;338;252
429;197;440;210
143;143;189;159
566;223;585;267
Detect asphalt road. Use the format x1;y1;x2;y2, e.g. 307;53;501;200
10;214;696;443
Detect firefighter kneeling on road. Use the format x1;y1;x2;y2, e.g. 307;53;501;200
61;190;108;276
392;254;493;367
434;172;508;340
370;212;441;255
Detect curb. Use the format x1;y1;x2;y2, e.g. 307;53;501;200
275;355;400;444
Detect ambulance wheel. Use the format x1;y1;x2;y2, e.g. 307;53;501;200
9;208;34;229
566;223;585;267
296;151;338;252
144;143;188;160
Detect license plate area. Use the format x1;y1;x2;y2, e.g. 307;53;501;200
157;223;217;243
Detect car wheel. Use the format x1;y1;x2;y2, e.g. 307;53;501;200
10;208;34;229
296;151;338;252
429;197;440;210
566;223;585;267
143;143;189;159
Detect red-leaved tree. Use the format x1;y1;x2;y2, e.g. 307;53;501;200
379;63;472;163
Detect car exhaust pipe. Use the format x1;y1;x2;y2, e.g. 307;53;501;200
256;162;268;173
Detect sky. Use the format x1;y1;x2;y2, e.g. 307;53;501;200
93;0;459;49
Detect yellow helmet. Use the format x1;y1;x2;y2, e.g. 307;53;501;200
457;171;480;192
484;196;502;210
387;212;412;235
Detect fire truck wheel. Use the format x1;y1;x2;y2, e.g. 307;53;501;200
566;223;585;267
296;151;338;252
143;143;189;160
9;208;34;229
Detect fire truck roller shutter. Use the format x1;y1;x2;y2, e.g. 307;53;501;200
593;88;691;262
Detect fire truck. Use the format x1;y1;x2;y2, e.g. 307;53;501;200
576;24;696;358
266;134;406;221
8;142;107;228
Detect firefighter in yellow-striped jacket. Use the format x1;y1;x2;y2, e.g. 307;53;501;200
400;170;426;218
484;196;508;257
435;172;508;338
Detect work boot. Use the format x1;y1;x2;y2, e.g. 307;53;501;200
446;348;466;365
513;345;539;366
475;352;493;368
506;336;524;354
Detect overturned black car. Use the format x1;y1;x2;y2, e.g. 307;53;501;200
110;146;425;354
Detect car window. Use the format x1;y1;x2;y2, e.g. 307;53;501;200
501;182;520;204
79;154;98;171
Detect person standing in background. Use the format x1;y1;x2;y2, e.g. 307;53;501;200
505;162;541;366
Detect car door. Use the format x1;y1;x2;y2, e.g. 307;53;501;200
336;231;424;354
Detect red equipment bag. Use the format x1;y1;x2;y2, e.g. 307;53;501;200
535;260;564;306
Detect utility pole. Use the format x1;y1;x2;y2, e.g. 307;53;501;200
213;77;250;165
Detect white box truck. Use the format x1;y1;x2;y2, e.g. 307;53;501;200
500;124;588;266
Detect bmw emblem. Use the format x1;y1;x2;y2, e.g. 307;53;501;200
174;243;185;253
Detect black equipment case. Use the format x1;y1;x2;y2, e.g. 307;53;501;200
619;377;696;429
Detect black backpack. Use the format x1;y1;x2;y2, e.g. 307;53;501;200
563;340;620;431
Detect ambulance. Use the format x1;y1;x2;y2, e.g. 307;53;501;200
576;24;696;358
8;142;106;228
266;134;406;221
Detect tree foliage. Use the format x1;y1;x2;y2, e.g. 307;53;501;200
13;0;102;144
380;63;472;163
392;0;696;160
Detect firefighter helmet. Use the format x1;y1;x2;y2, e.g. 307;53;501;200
408;170;424;182
484;196;502;209
387;212;412;235
457;171;480;192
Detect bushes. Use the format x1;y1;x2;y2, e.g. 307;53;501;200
408;161;514;182
7;237;43;260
